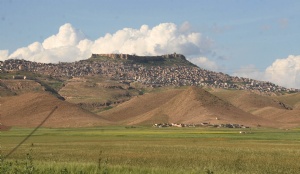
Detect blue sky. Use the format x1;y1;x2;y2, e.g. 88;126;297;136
1;0;300;88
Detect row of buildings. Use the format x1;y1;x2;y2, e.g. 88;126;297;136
0;58;298;94
153;123;250;128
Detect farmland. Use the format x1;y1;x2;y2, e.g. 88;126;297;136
2;127;300;173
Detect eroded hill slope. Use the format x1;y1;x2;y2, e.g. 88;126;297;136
211;88;300;128
100;87;281;127
0;92;110;128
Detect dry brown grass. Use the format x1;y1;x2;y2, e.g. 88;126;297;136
0;92;111;128
59;77;134;104
0;80;44;95
272;92;300;109
212;88;300;128
1;83;299;128
99;87;283;127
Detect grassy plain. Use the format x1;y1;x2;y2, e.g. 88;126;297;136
1;127;300;173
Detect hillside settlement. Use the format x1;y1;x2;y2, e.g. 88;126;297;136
0;54;298;94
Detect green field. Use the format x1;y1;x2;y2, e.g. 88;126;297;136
1;127;300;173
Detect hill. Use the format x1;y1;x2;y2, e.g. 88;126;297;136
58;77;140;113
1;81;299;128
1;54;297;94
1;54;300;128
99;87;283;127
0;92;110;128
210;89;292;113
211;88;300;128
272;92;300;109
0;79;44;96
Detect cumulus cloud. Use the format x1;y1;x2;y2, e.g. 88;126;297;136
91;23;212;56
3;22;300;88
6;22;213;64
42;23;86;49
8;23;88;63
265;55;300;88
233;56;300;89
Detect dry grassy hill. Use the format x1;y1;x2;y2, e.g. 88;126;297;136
210;89;289;113
211;89;300;128
0;79;44;96
0;92;110;128
1;78;299;128
273;93;300;109
58;77;139;113
99;87;281;127
98;88;181;124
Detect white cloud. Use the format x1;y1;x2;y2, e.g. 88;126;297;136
8;23;88;63
91;23;212;57
9;42;44;61
3;22;300;89
0;50;9;61
265;55;300;88
6;22;212;64
42;23;86;49
232;56;300;89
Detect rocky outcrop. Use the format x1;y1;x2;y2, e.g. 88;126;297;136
91;53;186;61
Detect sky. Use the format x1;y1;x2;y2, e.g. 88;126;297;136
0;0;300;89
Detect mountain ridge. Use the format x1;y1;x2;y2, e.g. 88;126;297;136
99;86;280;127
1;54;298;94
1;54;300;128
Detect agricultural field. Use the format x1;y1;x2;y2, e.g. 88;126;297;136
1;127;300;173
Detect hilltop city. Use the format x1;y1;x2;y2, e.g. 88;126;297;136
0;53;299;94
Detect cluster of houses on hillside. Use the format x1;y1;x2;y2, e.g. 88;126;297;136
0;57;298;94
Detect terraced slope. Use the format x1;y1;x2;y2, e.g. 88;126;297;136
58;77;139;113
0;79;44;96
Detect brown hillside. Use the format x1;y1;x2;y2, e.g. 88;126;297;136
251;107;300;127
0;80;15;96
99;89;181;124
211;89;300;128
211;89;287;113
272;93;300;109
58;77;139;113
100;87;278;127
0;80;44;95
0;92;111;128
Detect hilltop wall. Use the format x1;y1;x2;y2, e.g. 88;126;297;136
91;53;186;61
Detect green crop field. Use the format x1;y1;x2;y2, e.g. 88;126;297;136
1;127;300;173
